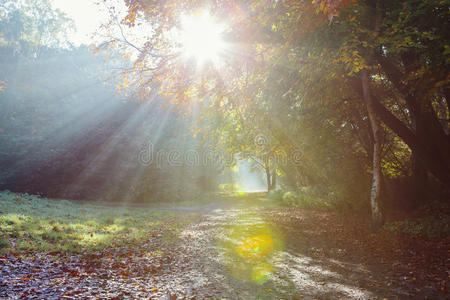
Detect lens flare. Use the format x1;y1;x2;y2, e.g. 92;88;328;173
220;213;283;285
251;263;274;285
238;234;274;261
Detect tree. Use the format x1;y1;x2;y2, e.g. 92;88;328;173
101;0;449;226
0;0;73;56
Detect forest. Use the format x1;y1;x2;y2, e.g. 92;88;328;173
0;0;449;299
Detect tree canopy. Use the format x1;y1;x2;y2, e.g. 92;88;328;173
95;0;450;227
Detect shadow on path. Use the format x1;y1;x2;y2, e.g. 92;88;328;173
166;205;413;299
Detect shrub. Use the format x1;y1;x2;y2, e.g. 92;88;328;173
218;183;240;193
384;215;450;238
281;191;298;206
267;189;284;201
273;186;339;209
0;237;9;249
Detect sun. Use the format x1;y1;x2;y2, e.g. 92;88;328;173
179;13;228;66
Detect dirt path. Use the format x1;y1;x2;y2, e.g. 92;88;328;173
158;206;404;299
160;204;447;299
1;203;447;299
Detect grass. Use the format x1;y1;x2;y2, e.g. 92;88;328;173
77;191;218;208
0;191;198;254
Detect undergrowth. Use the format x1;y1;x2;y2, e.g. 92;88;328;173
384;201;450;238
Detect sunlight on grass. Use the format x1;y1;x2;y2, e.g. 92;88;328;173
0;191;197;254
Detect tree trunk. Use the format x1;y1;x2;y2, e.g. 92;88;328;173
361;69;384;229
266;167;272;191
409;99;428;209
410;151;427;208
270;170;277;190
265;167;277;191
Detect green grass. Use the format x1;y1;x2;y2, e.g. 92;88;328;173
0;191;198;254
77;191;218;208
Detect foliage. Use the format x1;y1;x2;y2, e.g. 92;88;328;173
101;0;450;217
0;0;447;223
0;0;73;54
267;184;369;211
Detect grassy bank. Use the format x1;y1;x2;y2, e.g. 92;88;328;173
0;191;198;254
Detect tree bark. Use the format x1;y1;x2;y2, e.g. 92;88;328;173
361;69;384;229
411;151;427;208
409;98;428;209
265;167;277;191
266;166;273;191
270;170;277;190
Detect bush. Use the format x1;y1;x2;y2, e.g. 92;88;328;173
281;191;298;206
0;237;9;249
384;215;450;238
267;189;284;201
218;183;241;194
270;186;336;209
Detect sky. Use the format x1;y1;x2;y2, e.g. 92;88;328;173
52;0;111;45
